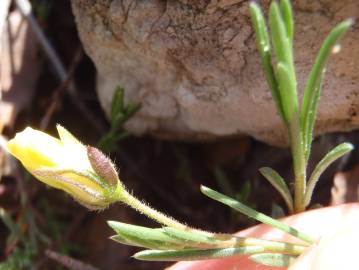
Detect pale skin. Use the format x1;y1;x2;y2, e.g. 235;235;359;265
289;224;359;270
166;203;359;270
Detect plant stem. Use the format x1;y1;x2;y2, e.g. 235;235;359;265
294;172;306;213
120;191;188;230
289;116;306;213
213;235;309;253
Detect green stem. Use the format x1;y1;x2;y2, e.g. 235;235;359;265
289;116;306;213
120;190;188;230
118;191;243;238
294;172;306;213
215;235;309;252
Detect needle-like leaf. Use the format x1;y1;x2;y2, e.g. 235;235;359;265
270;1;297;124
110;235;161;249
249;2;285;122
304;142;353;207
134;246;266;261
111;87;124;122
302;70;325;162
269;1;292;66
280;0;294;43
259;167;293;213
276;62;298;124
108;221;183;249
163;227;221;247
301;19;353;156
201;186;314;244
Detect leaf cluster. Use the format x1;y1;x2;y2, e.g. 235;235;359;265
98;87;141;153
250;0;353;212
104;1;354;266
109;186;311;267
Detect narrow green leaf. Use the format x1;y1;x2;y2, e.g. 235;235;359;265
277;63;305;210
134;246;266;261
277;62;305;212
110;235;162;249
269;1;292;65
303;70;325;162
249;3;270;50
111;233;184;250
301;19;353;155
269;1;299;127
110;234;140;246
259;167;293;213
111;87;125;122
125;102;142;119
249;2;285;122
276;62;298;125
250;253;297;267
107;221;183;248
280;0;294;42
304;143;353;207
271;203;286;219
163;227;221;247
200;186;314;244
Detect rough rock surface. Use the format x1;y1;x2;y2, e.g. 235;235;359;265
71;0;359;145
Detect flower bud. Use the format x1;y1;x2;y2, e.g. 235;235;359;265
6;125;124;210
86;146;119;188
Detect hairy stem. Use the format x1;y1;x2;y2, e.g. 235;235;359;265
289;116;306;213
120;191;188;230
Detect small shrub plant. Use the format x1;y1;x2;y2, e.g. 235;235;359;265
5;0;353;267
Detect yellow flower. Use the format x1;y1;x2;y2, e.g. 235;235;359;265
7;125;123;210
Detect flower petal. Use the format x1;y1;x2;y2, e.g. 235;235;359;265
7;127;64;171
56;125;92;170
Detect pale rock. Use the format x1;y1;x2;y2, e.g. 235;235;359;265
71;0;359;145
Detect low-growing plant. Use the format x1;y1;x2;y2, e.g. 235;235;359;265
4;0;354;267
